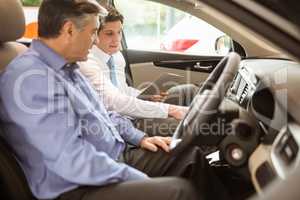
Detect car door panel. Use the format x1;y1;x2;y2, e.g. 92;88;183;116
122;49;223;87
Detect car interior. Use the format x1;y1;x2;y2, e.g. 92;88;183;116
1;0;300;200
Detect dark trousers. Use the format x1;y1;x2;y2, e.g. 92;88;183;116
56;85;228;200
56;146;229;200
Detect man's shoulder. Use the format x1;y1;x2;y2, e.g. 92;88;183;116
0;49;55;89
5;48;48;74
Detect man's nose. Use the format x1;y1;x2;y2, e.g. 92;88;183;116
113;35;121;43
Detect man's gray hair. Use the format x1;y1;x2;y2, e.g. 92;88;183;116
38;0;107;38
70;0;108;31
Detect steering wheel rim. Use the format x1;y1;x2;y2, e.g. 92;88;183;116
170;52;241;154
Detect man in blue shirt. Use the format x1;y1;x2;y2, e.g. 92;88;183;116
0;1;228;200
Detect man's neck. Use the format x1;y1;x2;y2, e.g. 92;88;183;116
96;46;114;56
39;37;72;63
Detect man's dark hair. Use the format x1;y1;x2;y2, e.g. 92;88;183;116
38;0;104;38
99;6;124;31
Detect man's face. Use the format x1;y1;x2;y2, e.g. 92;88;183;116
67;15;100;62
97;20;123;55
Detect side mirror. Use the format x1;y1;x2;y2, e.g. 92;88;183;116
214;35;233;55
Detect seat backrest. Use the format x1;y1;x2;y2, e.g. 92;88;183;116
0;135;36;200
0;0;35;199
0;0;28;72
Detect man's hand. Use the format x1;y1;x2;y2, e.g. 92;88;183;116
168;105;188;120
140;136;172;152
149;92;168;102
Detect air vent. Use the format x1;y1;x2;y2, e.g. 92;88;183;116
230;74;241;94
251;88;275;119
239;83;249;104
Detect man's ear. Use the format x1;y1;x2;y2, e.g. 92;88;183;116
61;20;75;39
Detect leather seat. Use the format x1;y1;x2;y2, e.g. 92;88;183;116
0;0;35;199
0;136;35;199
0;0;28;72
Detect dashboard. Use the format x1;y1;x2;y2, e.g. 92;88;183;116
224;58;300;194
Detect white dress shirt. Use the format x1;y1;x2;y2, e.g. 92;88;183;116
79;46;169;118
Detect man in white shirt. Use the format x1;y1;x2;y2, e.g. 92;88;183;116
80;7;198;135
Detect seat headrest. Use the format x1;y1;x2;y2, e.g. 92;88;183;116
0;0;25;42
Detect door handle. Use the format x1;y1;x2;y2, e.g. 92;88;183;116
193;62;213;70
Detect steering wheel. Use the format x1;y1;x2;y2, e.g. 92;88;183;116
170;52;241;154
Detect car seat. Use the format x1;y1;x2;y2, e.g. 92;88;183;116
0;0;36;199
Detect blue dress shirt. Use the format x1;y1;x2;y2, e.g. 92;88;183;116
0;39;148;199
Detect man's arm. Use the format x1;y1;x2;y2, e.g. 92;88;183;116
80;61;188;120
108;112;172;153
124;85;141;98
0;65;148;185
80;61;170;118
108;111;146;146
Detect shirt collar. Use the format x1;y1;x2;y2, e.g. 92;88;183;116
30;39;68;71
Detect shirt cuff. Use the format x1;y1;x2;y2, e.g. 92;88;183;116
129;128;146;146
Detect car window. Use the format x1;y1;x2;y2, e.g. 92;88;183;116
114;0;228;56
21;0;41;42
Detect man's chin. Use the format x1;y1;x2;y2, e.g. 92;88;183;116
108;48;119;54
